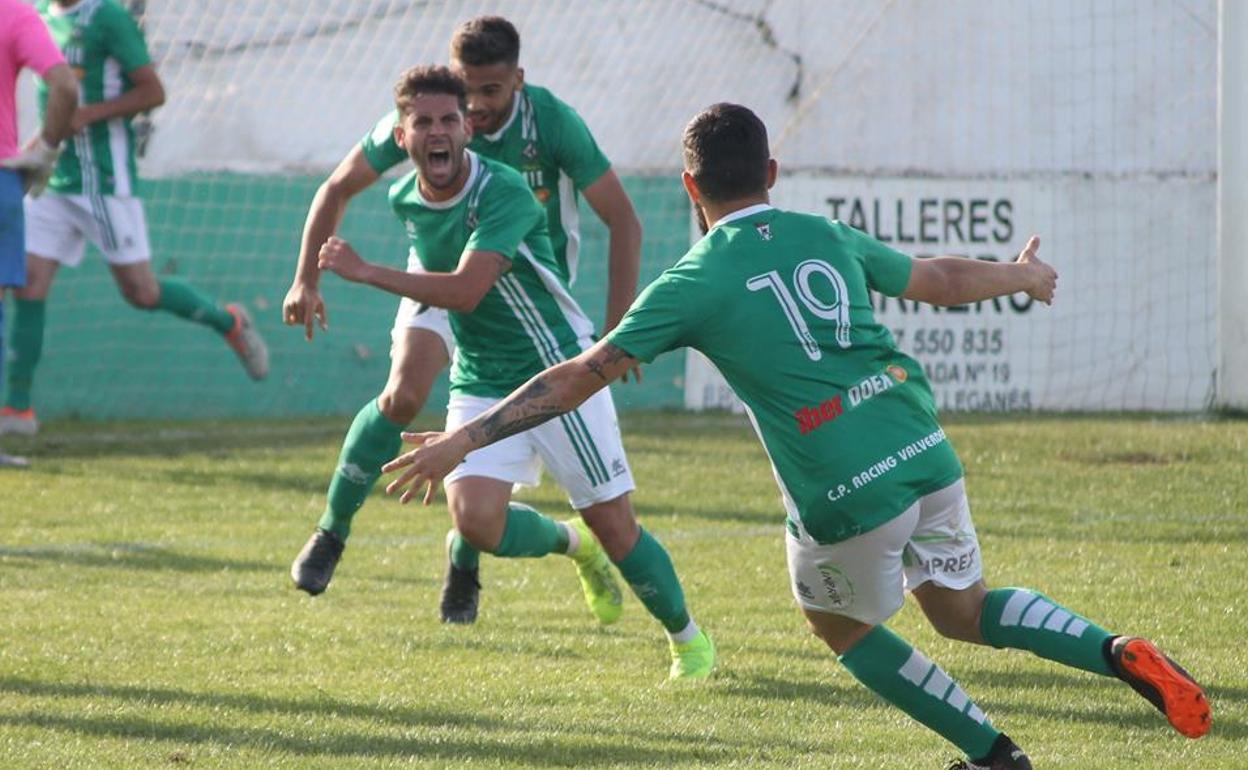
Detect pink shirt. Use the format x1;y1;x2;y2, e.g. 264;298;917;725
1;0;66;160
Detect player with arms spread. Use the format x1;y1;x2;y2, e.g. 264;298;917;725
286;17;642;625
0;0;268;437
315;66;712;679
384;104;1211;768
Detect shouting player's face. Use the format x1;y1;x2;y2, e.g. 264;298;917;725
396;93;473;197
453;60;523;135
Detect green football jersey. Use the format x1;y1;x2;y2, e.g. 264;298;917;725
389;151;595;397
36;0;151;196
364;84;611;285
607;205;964;545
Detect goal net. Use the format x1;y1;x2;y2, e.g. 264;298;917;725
10;0;1220;419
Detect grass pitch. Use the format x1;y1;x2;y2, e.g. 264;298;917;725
1;412;1245;769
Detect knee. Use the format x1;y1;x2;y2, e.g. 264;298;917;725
377;387;424;425
927;598;987;644
579;496;639;560
448;501;498;551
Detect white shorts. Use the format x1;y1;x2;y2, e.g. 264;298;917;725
24;193;151;266
444;388;635;510
390;256;455;355
786;478;981;625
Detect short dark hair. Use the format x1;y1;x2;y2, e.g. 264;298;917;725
682;103;770;203
450;16;520;67
394;65;467;114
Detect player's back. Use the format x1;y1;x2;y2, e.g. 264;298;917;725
672;206;962;543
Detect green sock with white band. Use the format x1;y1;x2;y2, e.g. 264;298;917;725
839;625;1000;759
980;587;1114;676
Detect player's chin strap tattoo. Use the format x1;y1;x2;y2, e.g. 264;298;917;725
464;343;632;448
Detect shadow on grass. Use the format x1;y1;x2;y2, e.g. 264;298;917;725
0;542;274;573
6;421;352;461
725;668;1245;739
0;677;731;764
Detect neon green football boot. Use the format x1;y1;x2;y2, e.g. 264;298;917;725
669;630;716;680
566;518;623;625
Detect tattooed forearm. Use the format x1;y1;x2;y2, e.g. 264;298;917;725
584;343;632;381
466;376;564;446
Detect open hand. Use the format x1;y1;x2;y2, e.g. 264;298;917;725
382;431;471;505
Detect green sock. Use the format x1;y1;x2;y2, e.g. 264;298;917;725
490;502;569;557
448;532;481;571
316;399;405;540
155;278;235;334
5;298;45;411
613;527;690;634
840;625;999;759
980;587;1114;676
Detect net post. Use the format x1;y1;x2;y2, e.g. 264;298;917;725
1218;0;1248;409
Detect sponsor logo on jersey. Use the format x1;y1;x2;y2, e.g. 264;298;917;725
847;370;899;407
795;580;815;601
611;458;627;477
533;188;551;203
793;367;908;435
522;141;538;160
795;394;843;435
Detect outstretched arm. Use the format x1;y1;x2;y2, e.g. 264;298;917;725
382;340;638;503
283;147;380;339
902;235;1057;306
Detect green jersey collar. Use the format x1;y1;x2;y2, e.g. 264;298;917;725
711;203;775;231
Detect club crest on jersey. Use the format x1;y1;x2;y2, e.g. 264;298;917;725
755;223;772;241
522;141;538;160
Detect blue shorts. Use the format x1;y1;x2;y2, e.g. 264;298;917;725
0;169;25;288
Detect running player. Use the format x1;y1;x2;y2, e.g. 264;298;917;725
383;103;1211;768
0;0;268;438
286;17;642;626
314;66;712;679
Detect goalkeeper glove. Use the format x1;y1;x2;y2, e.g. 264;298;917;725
1;136;61;197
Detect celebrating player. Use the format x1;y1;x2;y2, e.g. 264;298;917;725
286;16;643;626
0;0;268;438
383;103;1211;768
314;66;712;679
0;0;77;466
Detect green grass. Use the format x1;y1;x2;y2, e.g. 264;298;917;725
1;413;1245;769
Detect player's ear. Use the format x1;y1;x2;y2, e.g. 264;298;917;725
766;158;778;189
393;120;405;146
681;170;700;205
514;66;525;91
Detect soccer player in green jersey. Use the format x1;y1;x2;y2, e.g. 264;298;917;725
285;17;643;624
312;66;712;679
383;103;1212;768
0;0;268;438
